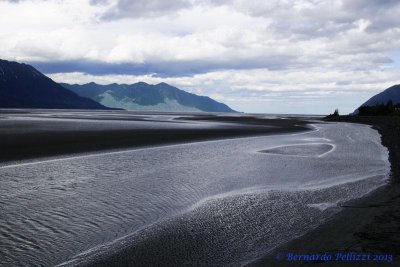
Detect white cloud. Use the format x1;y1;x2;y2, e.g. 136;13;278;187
1;0;400;114
49;67;400;114
99;0;192;20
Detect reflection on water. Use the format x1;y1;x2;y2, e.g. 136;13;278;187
0;122;389;266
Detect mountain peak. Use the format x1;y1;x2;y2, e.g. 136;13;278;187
135;81;150;86
353;84;400;114
0;59;108;110
156;82;170;86
62;81;236;112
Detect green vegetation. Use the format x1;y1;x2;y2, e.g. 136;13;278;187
358;100;400;116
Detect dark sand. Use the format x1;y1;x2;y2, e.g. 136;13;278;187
249;116;400;267
0;109;310;163
4;111;398;266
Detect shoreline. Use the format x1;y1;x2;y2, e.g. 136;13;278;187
2;111;396;266
69;119;389;267
0;110;311;163
248;116;400;266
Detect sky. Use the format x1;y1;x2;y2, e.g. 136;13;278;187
1;0;400;114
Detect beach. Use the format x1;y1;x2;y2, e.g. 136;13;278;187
249;116;400;266
0;111;394;266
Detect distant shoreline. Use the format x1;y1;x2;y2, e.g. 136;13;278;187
0;110;311;164
248;116;400;266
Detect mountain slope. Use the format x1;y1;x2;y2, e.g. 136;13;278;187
61;82;236;112
0;59;107;109
354;84;400;114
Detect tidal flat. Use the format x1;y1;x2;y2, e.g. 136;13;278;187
0;110;392;266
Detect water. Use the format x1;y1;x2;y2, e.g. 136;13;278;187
0;122;390;266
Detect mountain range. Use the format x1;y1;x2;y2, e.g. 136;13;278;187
0;59;107;109
61;82;236;112
0;59;235;112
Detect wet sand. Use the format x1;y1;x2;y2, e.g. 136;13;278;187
249;116;400;266
57;120;389;267
0;109;311;163
2;110;397;266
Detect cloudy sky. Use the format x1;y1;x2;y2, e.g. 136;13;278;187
1;0;400;114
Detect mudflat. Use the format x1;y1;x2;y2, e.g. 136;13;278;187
0;109;311;163
249;116;400;267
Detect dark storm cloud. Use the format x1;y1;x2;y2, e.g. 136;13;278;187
31;61;153;76
30;53;297;77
